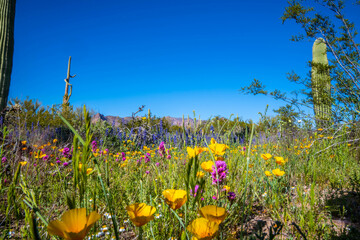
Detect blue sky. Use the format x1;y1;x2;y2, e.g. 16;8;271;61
10;0;360;121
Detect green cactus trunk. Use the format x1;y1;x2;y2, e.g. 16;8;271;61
311;37;332;127
0;0;16;113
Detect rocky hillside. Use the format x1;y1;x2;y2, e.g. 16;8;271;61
91;113;198;127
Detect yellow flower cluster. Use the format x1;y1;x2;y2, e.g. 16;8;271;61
187;205;227;240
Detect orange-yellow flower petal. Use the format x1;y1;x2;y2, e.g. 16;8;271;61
272;168;285;177
47;208;100;240
199;205;227;224
126;203;156;227
187;217;219;240
86;168;93;175
274;156;286;165
196;171;205;178
47;220;67;239
187;146;206;159
201;161;214;173
162;189;187;210
261;153;272;160
208;142;229;156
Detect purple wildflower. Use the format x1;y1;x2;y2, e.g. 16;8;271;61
145;153;150;163
1;156;6;163
211;161;228;185
190;185;199;197
156;162;160;167
63;162;69;167
91;141;97;152
227;192;236;201
158;142;166;157
62;148;72;159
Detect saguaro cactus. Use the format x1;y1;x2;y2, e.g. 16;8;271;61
311;37;332;127
63;56;76;106
0;0;16;113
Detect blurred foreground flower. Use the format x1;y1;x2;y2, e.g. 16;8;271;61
126;203;156;227
47;208;100;240
162;189;187;210
187;217;219;240
199;205;227;224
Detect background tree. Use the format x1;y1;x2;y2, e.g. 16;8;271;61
0;0;16;113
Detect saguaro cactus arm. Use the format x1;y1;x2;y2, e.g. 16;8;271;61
0;0;16;113
63;56;76;105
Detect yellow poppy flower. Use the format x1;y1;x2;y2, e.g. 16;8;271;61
208;141;229;156
199;205;227;224
126;203;156;227
86;168;93;175
201;161;214;173
274;156;286;165
196;171;205;178
20;161;28;166
222;185;230;192
21;140;27;145
47;208;101;240
272;168;285;177
264;171;272;177
261;153;272;160
187;146;206;159
187;217;219;240
34;152;47;159
162;189;187;210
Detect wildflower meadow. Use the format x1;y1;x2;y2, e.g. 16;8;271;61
1;104;360;240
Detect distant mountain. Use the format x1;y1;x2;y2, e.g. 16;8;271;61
91;113;199;127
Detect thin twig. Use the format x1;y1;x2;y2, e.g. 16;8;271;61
291;222;307;240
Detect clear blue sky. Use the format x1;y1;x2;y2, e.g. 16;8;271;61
10;0;360;121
